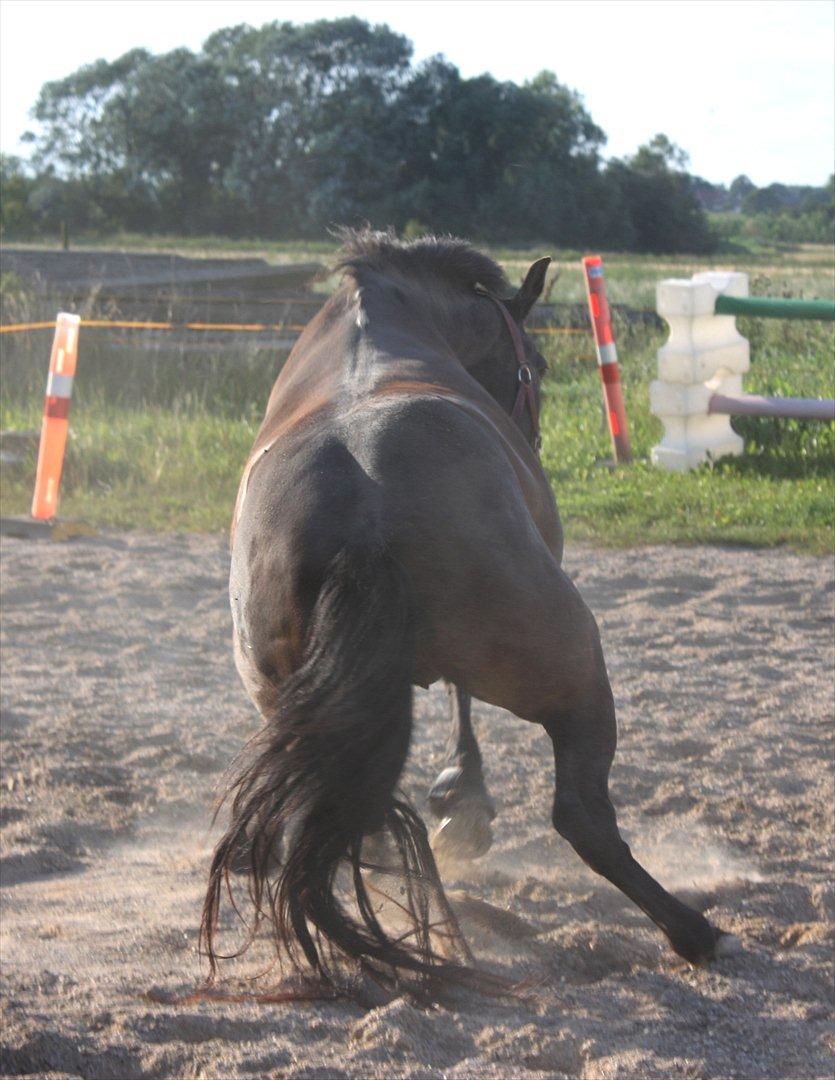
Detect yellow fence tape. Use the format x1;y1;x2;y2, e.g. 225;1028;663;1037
1;319;588;336
0;321;57;333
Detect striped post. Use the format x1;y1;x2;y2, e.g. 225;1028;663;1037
31;313;80;520
582;256;632;463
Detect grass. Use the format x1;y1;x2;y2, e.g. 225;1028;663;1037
537;315;834;551
1;238;833;552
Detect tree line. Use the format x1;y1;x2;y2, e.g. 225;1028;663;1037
1;18;832;252
692;174;834;245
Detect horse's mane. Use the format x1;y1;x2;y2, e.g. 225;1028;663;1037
333;228;510;298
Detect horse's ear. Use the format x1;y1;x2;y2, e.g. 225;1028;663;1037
508;257;551;322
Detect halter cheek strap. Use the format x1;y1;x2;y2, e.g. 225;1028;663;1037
475;285;541;451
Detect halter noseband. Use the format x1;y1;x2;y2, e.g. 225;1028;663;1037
475;284;541;451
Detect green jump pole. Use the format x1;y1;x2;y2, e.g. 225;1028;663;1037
714;295;835;321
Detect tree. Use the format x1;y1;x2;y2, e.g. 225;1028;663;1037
16;20;727;251
29;48;152;179
690;177;733;212
603;135;716;253
729;174;756;209
203;18;415;234
390;67;606;243
0;156;35;236
29;46;237;233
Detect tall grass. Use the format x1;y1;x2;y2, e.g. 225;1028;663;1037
1;242;833;551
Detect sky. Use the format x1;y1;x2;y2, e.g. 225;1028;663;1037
1;0;833;187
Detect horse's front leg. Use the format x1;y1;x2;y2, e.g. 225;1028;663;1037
427;681;496;862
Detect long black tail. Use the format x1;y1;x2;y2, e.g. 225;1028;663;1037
201;545;473;991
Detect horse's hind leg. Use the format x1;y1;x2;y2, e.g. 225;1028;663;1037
544;647;731;965
427;682;496;862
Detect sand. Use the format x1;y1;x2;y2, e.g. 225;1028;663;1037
1;532;833;1079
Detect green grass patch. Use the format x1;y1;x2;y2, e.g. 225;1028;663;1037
536;316;834;553
0;400;255;532
2;242;833;551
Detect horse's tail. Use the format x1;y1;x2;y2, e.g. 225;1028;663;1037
201;544;472;991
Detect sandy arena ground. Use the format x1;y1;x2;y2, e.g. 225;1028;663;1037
1;532;833;1079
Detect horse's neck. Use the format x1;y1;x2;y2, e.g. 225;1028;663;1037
340;278;519;424
354;285;460;372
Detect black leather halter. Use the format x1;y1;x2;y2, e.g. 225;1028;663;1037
475;285;541;451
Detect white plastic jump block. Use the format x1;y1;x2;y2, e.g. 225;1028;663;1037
651;272;750;471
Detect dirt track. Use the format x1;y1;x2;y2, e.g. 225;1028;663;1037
1;533;833;1078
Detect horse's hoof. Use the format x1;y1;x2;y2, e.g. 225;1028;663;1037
427;767;497;822
431;802;494;864
671;921;739;965
427;766;466;820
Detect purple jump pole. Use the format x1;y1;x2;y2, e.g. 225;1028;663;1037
708;393;835;422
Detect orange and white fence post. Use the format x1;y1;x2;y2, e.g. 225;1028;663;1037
31;313;80;520
582;256;632;464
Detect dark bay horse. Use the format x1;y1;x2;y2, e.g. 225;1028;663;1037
202;231;731;990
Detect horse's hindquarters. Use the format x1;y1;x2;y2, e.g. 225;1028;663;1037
355;398;591;723
229;434;387;710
